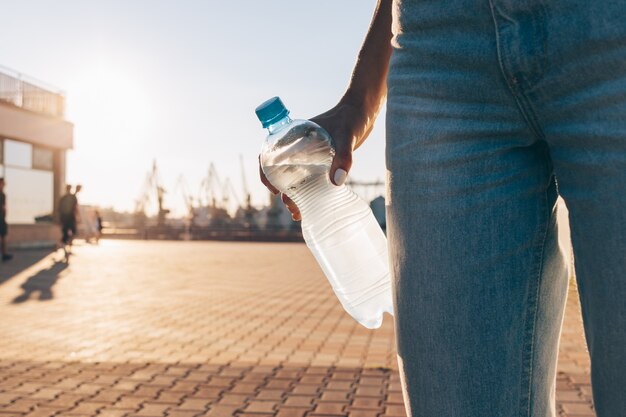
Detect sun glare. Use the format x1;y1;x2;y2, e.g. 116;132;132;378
64;58;156;210
68;60;154;151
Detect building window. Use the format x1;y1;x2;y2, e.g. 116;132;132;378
33;147;54;170
4;168;53;224
3;139;54;224
4;139;32;169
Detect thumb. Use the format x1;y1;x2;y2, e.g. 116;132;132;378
330;136;353;186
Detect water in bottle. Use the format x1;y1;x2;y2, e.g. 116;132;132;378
255;96;393;329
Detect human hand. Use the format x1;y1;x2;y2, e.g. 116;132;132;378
258;99;373;221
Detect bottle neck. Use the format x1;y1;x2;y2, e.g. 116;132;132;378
267;115;292;134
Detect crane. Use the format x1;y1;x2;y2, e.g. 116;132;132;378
198;163;232;227
134;160;170;227
221;177;241;214
173;175;195;220
199;163;222;209
240;154;252;210
238;154;257;227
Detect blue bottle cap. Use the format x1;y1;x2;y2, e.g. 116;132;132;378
255;96;290;128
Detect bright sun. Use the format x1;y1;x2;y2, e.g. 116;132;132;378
64;58;157;211
73;62;152;137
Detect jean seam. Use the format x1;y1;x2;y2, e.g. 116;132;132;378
522;168;553;417
488;0;547;143
519;1;548;90
527;198;550;417
535;0;549;84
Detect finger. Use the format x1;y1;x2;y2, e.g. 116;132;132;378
281;193;301;221
258;155;279;195
330;133;353;186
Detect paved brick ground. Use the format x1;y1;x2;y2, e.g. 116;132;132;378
0;241;594;416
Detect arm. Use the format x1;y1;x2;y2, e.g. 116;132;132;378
260;0;394;219
311;0;393;183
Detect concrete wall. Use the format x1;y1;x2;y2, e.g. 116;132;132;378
0;102;73;150
53;149;66;220
7;224;58;249
0;100;72;247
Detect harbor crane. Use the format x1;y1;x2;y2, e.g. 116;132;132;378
135;159;170;227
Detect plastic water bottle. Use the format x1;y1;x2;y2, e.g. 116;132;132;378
255;96;393;329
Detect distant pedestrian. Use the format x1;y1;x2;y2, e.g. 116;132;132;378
73;184;88;237
0;178;13;262
73;185;98;243
95;210;103;242
58;184;78;249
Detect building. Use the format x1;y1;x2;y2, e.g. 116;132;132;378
0;65;73;248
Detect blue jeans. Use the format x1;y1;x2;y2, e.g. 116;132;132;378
385;1;626;416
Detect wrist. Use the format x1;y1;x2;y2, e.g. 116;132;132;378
339;88;382;123
337;91;367;125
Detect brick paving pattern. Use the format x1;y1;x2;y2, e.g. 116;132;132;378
0;241;594;416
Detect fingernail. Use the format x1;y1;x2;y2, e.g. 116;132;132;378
334;169;348;186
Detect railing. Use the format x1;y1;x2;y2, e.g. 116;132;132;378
0;65;65;118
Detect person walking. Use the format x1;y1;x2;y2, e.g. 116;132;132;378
260;1;626;416
95;210;103;243
74;184;97;242
0;178;13;262
58;184;78;255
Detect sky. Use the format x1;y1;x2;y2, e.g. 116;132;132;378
0;0;386;216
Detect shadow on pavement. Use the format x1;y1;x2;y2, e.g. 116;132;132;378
0;249;53;287
11;260;68;303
